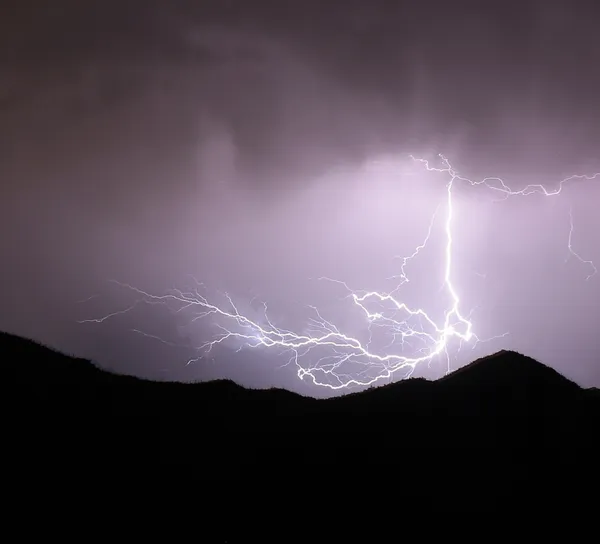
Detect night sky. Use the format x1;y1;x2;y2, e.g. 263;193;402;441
1;0;599;396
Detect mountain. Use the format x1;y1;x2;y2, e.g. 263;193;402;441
1;331;598;512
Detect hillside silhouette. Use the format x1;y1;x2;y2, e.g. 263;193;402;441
1;331;598;511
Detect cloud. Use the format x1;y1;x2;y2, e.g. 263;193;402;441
1;1;600;391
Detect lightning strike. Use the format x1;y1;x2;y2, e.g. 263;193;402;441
80;155;599;390
566;206;597;281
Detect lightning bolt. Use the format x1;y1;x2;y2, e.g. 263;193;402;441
80;155;599;390
566;205;597;281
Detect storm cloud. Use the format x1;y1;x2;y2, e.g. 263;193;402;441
1;0;599;394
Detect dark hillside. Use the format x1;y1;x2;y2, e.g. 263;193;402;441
1;331;598;511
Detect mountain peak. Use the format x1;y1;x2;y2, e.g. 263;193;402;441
439;349;580;394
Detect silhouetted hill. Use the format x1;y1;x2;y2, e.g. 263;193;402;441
1;331;598;512
440;348;579;390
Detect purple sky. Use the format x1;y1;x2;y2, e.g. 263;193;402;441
1;0;599;396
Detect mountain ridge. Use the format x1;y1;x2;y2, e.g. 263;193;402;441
1;329;598;510
0;330;589;396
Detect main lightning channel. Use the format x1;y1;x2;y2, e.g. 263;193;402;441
79;155;599;390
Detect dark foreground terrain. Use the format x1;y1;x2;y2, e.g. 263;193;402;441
1;331;599;514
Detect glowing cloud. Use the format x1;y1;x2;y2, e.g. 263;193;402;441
80;155;599;390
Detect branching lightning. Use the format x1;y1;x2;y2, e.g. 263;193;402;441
566;205;597;281
79;155;599;390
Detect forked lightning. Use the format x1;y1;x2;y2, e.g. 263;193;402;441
80;155;599;389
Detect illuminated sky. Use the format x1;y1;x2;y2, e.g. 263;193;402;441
1;0;599;395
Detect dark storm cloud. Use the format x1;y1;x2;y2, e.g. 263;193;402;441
1;0;599;393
